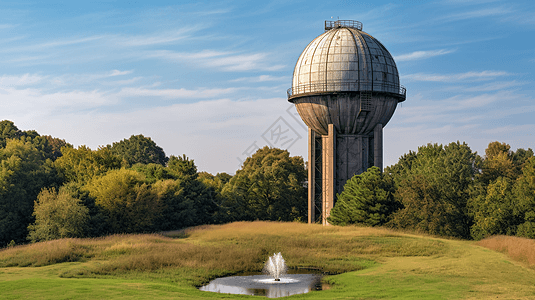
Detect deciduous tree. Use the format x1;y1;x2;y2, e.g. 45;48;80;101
85;169;162;233
107;134;168;166
221;147;307;222
0;139;60;246
387;142;477;238
27;187;89;242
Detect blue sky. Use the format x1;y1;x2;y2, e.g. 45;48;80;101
1;0;535;174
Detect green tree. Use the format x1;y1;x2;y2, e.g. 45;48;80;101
387;142;478;238
468;177;518;240
167;155;218;226
85;169;162;233
0;139;60;246
131;163;174;183
513;157;535;238
55;146;122;184
59;181;108;237
152;179;196;230
0;120;23;148
107;134;168;166
467;142;533;239
327;166;398;226
479;142;516;185
27;187;89;242
199;172;232;193
221;147;307;222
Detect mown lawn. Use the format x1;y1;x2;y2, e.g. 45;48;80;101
1;221;535;299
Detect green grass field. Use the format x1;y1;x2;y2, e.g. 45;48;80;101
1;221;535;299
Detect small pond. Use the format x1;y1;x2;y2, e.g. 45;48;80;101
199;270;329;298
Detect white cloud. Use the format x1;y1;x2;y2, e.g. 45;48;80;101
117;27;200;47
103;77;144;86
147;49;285;72
31;36;105;50
402;70;512;82
396;90;517;124
46;70;136;87
439;6;513;22
0;74;46;87
117;87;238;99
482;124;535;135
230;75;290;83
463;81;524;92
0;87;118;120
108;70;133;77
0;24;16;29
395;49;456;61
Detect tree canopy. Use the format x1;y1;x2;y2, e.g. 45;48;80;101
328;166;397;226
221;146;307;222
107;134;168;166
386;142;478;238
27;187;89;242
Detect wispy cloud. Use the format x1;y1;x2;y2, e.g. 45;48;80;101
0;74;46;87
108;70;133;77
103;77;144;86
395;49;456;61
230;75;290;83
437;6;514;23
33;36;105;49
463;80;524;92
482;124;535;135
117;27;201;47
402;71;512;82
396;90;519;124
0;24;16;29
0;87;118;119
49;70;135;86
148;50;285;72
117;87;238;99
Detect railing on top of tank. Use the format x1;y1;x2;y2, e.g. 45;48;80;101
325;20;363;31
287;80;406;99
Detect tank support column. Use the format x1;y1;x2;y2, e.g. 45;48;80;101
374;123;383;172
307;128;315;224
322;124;336;225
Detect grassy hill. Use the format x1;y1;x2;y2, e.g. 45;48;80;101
1;221;535;299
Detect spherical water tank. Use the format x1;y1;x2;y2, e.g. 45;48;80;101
288;20;405;136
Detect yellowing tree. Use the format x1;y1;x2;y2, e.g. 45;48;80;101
55;146;122;184
85;169;162;233
27;187;89;242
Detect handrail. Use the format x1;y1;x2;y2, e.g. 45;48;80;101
287;80;406;100
325;20;363;31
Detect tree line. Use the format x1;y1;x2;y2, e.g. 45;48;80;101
0;120;307;247
2;119;534;247
328;141;535;240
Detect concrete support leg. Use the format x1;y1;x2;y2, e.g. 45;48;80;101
308;128;315;224
374;123;383;172
322;124;336;226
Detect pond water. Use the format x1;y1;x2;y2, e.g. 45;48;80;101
199;272;327;298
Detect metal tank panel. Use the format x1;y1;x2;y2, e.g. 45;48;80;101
289;22;405;99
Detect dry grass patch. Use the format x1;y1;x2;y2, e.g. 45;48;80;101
477;235;535;267
0;221;447;280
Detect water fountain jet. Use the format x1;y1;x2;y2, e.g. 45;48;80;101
263;252;287;282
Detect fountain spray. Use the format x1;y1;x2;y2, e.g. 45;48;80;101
263;252;288;281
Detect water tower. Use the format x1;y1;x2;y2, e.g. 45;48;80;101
287;20;406;225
